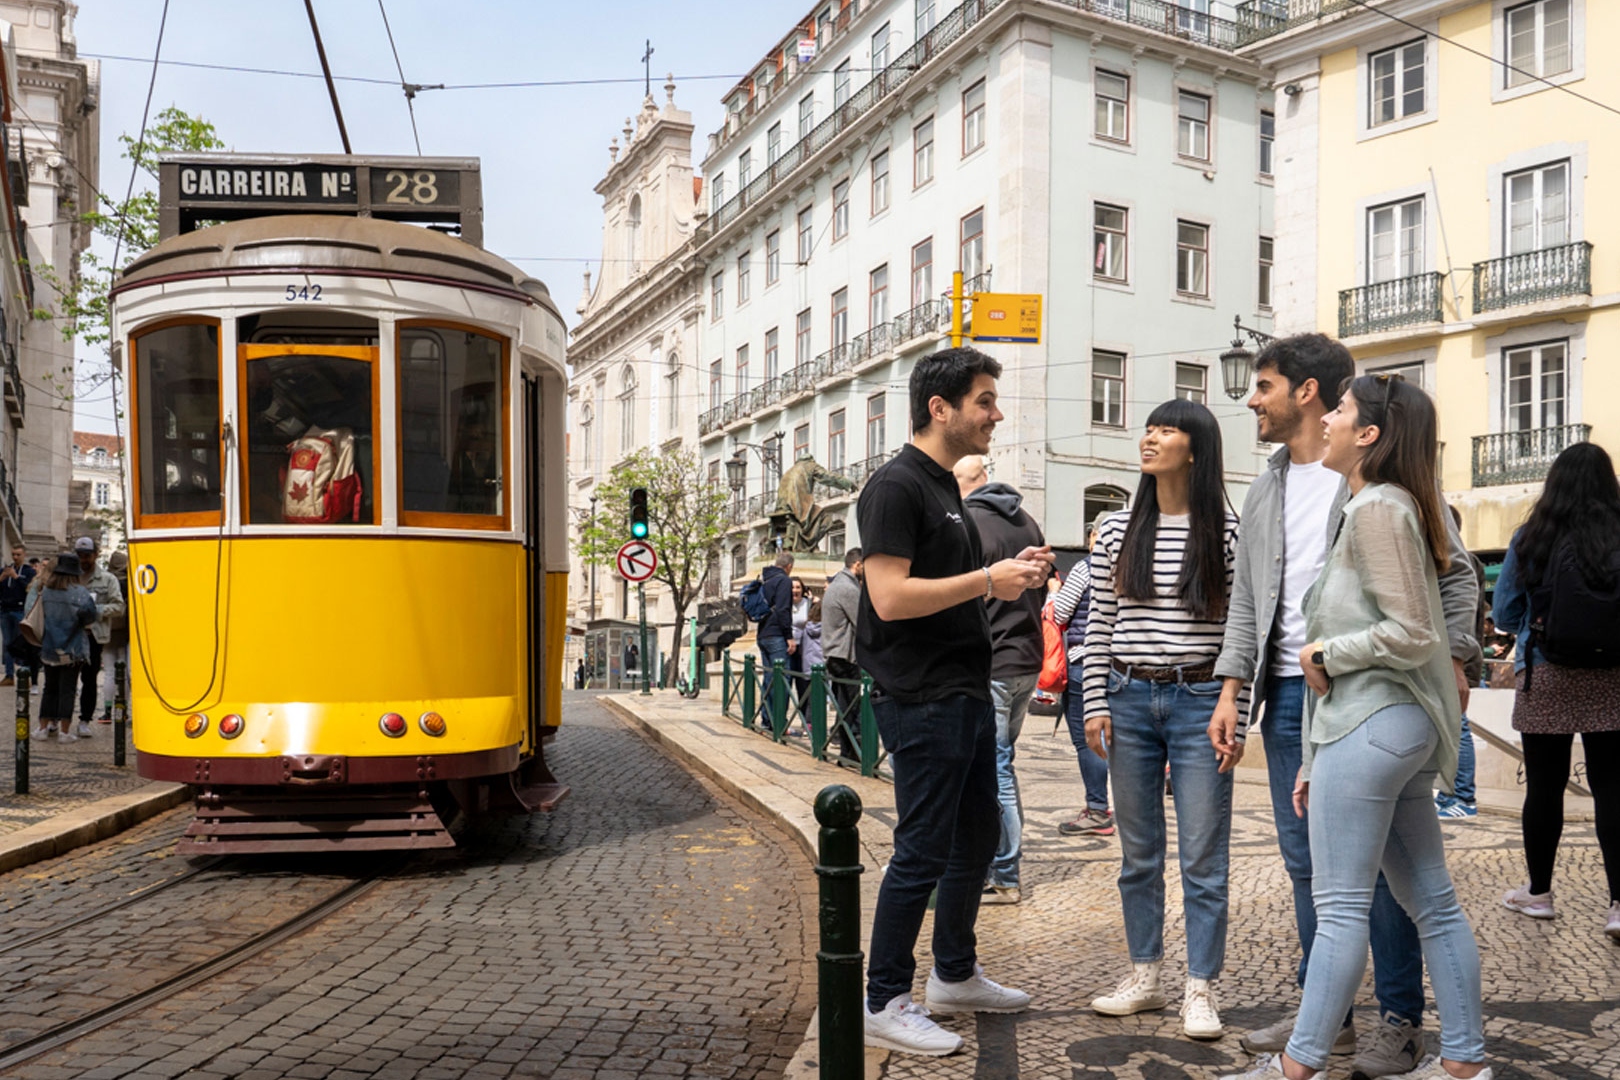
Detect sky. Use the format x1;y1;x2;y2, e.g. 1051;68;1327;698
70;0;806;432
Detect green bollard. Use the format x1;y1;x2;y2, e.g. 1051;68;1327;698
113;660;127;767
722;651;734;715
809;665;827;760
742;653;756;729
813;784;865;1080
859;675;879;778
769;659;787;741
13;667;29;794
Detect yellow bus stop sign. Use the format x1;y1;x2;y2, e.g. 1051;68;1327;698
970;292;1042;344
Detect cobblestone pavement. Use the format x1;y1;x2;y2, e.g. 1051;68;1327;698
0;680;148;836
0;691;815;1079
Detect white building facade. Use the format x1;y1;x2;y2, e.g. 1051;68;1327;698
695;0;1275;575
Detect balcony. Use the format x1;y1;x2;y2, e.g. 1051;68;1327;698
1338;272;1443;339
1471;424;1591;488
834;450;900;490
1234;1;1359;44
0;455;21;534
3;343;22;424
1472;242;1592;315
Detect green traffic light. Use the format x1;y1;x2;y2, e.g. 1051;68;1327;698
631;521;649;539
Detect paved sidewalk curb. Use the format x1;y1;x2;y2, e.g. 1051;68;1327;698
0;782;190;874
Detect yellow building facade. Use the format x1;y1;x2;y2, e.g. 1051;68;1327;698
1243;0;1608;555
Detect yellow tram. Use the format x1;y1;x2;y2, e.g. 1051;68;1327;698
111;155;570;852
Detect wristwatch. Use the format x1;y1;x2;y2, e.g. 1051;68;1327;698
1310;648;1325;667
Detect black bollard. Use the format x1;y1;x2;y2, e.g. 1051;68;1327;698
813;784;865;1079
113;660;127;767
14;667;29;794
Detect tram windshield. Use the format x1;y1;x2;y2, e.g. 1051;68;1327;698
133;321;222;522
241;348;376;525
399;326;504;520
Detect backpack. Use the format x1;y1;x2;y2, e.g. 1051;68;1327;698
1525;539;1620;687
282;426;362;524
739;577;772;622
1037;600;1068;692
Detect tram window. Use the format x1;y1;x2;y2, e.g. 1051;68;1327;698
133;321;222;522
241;351;376;525
399;326;505;522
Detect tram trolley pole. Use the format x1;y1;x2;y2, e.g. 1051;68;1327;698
14;667;30;794
638;583;651;696
113;659;128;767
813;784;865;1079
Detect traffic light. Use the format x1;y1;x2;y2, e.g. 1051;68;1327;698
629;487;650;539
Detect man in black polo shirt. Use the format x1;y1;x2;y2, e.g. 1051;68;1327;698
858;347;1053;1057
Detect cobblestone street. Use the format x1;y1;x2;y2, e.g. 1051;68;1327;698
0;691;816;1079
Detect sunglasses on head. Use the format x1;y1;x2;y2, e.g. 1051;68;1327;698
1370;371;1405;414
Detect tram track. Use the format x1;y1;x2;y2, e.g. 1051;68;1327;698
0;857;228;959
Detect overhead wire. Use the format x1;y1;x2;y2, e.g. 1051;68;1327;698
375;0;422;155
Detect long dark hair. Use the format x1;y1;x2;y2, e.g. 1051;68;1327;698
1514;441;1620;589
1116;398;1229;622
1344;374;1449;573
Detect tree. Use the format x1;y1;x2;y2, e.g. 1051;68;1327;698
575;448;731;684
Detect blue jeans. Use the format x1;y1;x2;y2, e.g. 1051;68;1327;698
0;609;19;677
1261;677;1425;1021
865;692;998;1011
989;673;1037;888
1107;671;1232;980
758;634;789;731
1453;714;1476;804
1287;704;1484;1070
1064;671;1109;810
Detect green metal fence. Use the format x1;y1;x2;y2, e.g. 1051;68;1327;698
719;651;887;779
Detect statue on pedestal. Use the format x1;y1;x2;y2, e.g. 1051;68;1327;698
770;457;856;552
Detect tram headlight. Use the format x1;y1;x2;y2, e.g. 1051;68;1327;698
218;714;244;739
379;712;407;738
419;711;446;737
184;713;209;738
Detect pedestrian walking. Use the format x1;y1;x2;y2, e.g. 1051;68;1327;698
99;550;130;722
1209;336;1481;1077
798;598;824;674
1056;514;1113;837
1436;506;1483;820
958;454;1049;905
1083;397;1242;1042
858;346;1050;1056
72;537;124;738
1222;373;1490;1080
0;542;35;685
1491;441;1620;940
754;552;794;729
26;553;97;742
821;547;864;763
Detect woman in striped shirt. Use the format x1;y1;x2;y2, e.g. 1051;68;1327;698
1082;397;1245;1042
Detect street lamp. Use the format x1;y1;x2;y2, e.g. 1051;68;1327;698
1219;314;1277;401
726;432;785;493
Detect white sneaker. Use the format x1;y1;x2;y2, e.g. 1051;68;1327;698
1091;961;1167;1016
1217;1053;1296;1080
1606;903;1619;941
56;730;76;742
75;721;93;738
924;964;1031;1014
863;995;962;1056
1180;976;1223;1039
1501;883;1555;919
1395;1054;1493;1080
35;722;53;740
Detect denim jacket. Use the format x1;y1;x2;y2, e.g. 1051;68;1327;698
25;584;97;665
1489;530;1542;673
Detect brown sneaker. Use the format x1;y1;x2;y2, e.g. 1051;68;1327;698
0;677;13;687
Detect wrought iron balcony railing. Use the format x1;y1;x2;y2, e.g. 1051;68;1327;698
700;404;724;437
1338;272;1443;338
3;343;23;422
1472;242;1592;315
1471;424;1591;488
1234;0;1358;44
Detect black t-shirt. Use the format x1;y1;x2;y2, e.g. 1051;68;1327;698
855;444;990;702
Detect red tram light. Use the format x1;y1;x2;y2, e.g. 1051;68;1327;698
184;714;208;738
218;714;244;739
379;712;407;737
419;711;447;737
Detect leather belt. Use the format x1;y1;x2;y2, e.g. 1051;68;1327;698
1110;658;1217;684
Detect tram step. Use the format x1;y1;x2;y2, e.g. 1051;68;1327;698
512;782;570;812
182;791;456;853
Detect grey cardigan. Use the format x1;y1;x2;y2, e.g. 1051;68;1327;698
1214;445;1480;739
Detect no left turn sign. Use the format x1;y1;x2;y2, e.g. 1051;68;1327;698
615;540;658;583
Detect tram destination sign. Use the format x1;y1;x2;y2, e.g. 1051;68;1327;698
158;154;483;248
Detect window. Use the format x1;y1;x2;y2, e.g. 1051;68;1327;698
960;209;984;281
834;60;852;108
94;481;110;507
1259;110;1275;176
799;93;815;139
796;309;813;367
962;80;986;155
767;123;782;165
578;404;593;473
915;0;936;39
709;360;723;409
914;117;935;187
1368;197;1424;282
798;206;814;263
1369;40;1426;126
1083;484;1129;533
242;343;381;526
1177;91;1210;160
1094;203;1127;283
1505;0;1570;87
871;23;890;71
1505;161;1569;254
1095;70;1129;142
869;265;890;327
1177;221;1209;297
831;288;850;347
132;320;221;524
1259;236;1274;309
867;393;886;457
1504;340;1567;432
666;352;681;425
738;148;752;189
828;408;846;470
735;345;750;394
593;377;605;469
870;150;890;215
710;271;724;320
911;238;934;307
619;365;638;453
1092;350;1126;428
737;251;751;304
833;179;850;240
794;423;810;463
765;329;780;382
766;230;781;285
1367;359;1427;390
1175;362;1207;404
826;524;846;560
731;544;748;587
711;174;726;215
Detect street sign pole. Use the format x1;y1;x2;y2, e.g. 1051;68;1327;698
950;270;965;348
638;583;651;696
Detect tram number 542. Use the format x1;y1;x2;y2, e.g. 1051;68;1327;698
382;169;439;205
284;284;323;302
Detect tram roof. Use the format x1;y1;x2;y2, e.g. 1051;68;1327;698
112;214;557;315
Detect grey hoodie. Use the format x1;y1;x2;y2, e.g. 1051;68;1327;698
963;482;1047;679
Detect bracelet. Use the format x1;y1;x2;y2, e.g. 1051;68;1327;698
982;566;994;601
